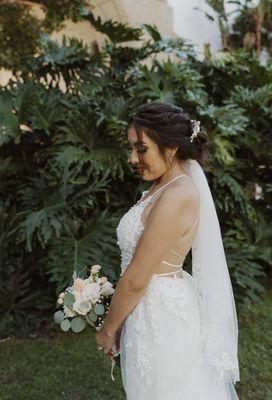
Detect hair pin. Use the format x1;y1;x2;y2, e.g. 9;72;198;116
190;120;201;142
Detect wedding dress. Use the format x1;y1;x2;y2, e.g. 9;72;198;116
116;163;239;400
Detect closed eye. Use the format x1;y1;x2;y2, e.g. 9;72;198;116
126;145;147;154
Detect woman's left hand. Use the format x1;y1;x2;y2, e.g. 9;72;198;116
95;327;117;356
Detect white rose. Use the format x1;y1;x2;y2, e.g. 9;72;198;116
91;264;102;274
72;300;92;315
73;290;83;303
82;282;101;303
73;278;85;292
57;297;64;305
63;306;77;318
100;281;115;297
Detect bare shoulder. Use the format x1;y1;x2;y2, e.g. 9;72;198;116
145;177;200;228
157;177;199;210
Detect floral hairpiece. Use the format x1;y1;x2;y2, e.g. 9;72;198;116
190;120;201;142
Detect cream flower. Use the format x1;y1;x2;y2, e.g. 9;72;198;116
91;264;102;274
63;305;77;318
72;300;92;315
100;276;108;284
73;278;85;292
100;281;115;297
82;282;101;303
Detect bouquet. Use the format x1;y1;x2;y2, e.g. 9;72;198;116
53;264;120;380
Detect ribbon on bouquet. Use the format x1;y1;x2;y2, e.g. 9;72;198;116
109;343;120;381
96;325;120;381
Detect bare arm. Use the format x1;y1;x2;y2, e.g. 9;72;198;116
102;184;199;336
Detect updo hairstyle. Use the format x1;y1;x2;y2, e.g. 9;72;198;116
127;101;209;169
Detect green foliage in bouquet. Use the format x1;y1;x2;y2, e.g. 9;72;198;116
0;1;271;335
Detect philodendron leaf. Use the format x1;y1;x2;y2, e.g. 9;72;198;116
54;310;65;324
60;319;71;332
71;317;86;333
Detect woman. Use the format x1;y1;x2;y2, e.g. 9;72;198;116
95;101;240;399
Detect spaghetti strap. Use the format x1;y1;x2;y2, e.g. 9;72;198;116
147;174;191;199
169;248;185;260
138;174;193;206
188;214;199;232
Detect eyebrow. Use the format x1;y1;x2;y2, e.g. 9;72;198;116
129;141;147;146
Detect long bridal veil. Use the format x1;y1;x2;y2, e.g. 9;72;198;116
183;159;240;398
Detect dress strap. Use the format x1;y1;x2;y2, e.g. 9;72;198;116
161;248;185;268
154;266;183;277
169;248;186;259
187;215;199;233
161;260;183;268
149;174;191;198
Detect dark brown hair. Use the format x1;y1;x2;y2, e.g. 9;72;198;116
127;101;210;169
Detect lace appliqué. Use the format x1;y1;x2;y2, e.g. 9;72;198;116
123;299;156;387
197;321;240;382
144;285;163;344
137;342;153;386
162;289;188;321
151;279;188;323
116;201;145;274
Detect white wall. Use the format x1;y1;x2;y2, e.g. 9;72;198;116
167;0;258;57
167;0;220;56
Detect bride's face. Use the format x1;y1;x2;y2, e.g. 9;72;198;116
127;126;174;181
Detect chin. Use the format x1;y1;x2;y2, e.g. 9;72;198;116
142;173;156;181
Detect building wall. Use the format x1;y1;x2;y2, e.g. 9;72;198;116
0;0;175;85
167;0;259;57
122;0;176;39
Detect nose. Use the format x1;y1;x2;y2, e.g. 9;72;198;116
128;149;139;165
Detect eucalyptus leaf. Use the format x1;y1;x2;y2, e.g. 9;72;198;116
86;315;96;327
54;310;65;324
71;317;86;333
60;319;71;332
88;309;98;322
94;303;105;315
63;292;75;308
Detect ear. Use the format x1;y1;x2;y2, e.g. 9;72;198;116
169;146;179;160
165;146;178;157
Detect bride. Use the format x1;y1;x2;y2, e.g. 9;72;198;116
95;101;240;399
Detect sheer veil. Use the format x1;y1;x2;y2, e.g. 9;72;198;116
182;159;240;392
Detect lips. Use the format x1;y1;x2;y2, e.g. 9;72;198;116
135;167;146;173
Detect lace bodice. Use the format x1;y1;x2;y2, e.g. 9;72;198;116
116;191;148;276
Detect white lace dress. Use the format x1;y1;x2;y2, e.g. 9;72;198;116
116;188;239;400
